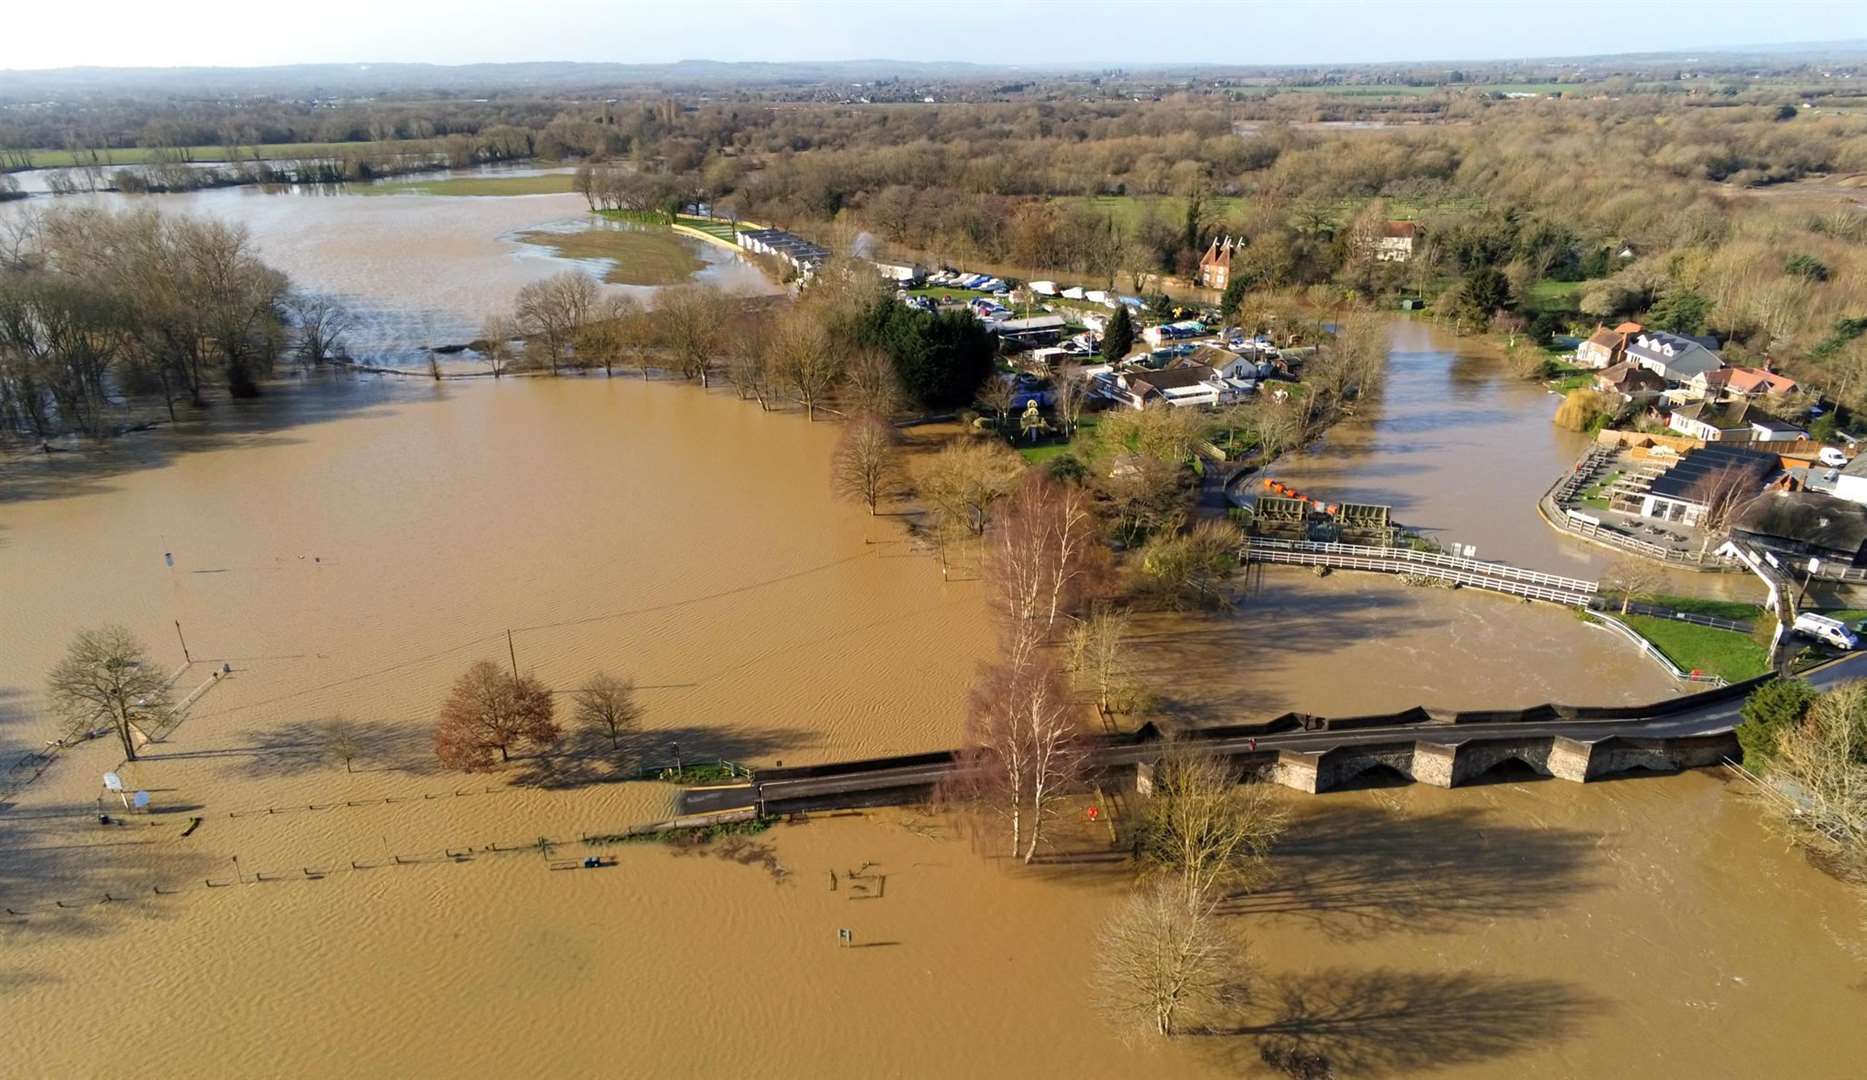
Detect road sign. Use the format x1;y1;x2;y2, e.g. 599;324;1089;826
102;772;123;792
132;791;150;811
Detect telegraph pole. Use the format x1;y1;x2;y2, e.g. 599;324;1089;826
506;629;519;679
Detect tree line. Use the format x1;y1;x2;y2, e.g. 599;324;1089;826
0;206;298;437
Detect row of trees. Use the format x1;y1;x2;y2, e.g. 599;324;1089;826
481;261;996;418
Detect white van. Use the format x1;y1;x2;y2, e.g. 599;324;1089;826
1793;612;1859;650
1819;446;1848;468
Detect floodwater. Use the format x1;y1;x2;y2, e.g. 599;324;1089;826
0;168;777;367
0;311;1857;1077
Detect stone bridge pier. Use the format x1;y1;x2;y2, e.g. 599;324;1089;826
1239;732;1740;794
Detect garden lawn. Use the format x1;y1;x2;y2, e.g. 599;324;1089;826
1622;616;1771;682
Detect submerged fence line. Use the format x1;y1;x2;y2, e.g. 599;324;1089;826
0;809;767;923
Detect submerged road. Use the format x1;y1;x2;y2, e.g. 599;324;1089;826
680;654;1867;816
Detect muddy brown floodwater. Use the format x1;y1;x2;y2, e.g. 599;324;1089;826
2;333;1862;1077
0;171;779;368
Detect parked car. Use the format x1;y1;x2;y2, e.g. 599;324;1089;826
1793;612;1859;651
1819;446;1848;468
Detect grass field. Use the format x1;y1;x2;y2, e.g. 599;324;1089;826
1652;594;1766;621
18;139;442;169
1057;194;1248;232
1622;615;1771;682
1523;278;1585;312
365;173;577;197
513;225;705;287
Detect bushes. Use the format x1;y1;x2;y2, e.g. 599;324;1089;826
1553;388;1611;432
1737;677;1819;774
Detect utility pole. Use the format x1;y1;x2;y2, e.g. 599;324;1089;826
506;629;519;679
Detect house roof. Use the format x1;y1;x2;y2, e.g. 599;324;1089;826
1647;444;1777;502
1381;221;1418;238
1185;345;1243;369
1128;366;1219;394
1734;490;1867;560
1709;367;1800;395
1672;399;1802;435
1584;326;1623;349
1597;361;1664;393
1626;330;1723;379
1613;321;1644;334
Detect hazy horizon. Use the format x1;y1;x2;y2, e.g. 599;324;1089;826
10;0;1867;74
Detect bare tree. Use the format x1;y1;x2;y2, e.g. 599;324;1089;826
919;440;1024;536
831;413;904;513
1603;556;1667;615
766;307;844;420
478;314;517;378
1067;604;1135;716
1094;880;1241;1038
1690;464;1765;556
433;660;560;771
312;714;368;773
985;472;1109;669
655;284;728;388
1760;683;1867;882
956;655;1088;863
577;295;640;377
1054;364;1091;439
286;292;352;368
975;374;1017;435
514;271;599;376
573;672;643;752
1137;745;1290;911
842;347;902;418
46;625;173;761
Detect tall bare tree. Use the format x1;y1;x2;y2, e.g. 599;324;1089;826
956;655;1088;863
986;472;1109;670
1054;364;1091;439
573;672;643;752
919;439;1024;536
478;314;518;378
1067;604;1136;716
831;413;904;514
1690;464;1765;556
1137;745;1289;911
46;625;172;761
1095;880;1241;1039
286;292;352;368
655;284;728;388
766;307;844;420
514;271;599;376
1603;556;1667;615
312;714;368;773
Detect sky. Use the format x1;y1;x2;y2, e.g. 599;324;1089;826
7;0;1867;71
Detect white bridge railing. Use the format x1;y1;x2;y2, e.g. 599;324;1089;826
1245;538;1600;606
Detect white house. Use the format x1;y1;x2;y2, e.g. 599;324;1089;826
1667;400;1806;443
1625;330;1724;386
1111;366;1234;410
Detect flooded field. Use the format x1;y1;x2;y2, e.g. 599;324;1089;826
0;301;1856;1074
0;170;777;368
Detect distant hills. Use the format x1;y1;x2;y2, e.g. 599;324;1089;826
3;43;1865;101
0;60;1019;100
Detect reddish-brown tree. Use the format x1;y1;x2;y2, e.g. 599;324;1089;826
985;472;1110;670
953;655;1089;863
433;660;560;771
